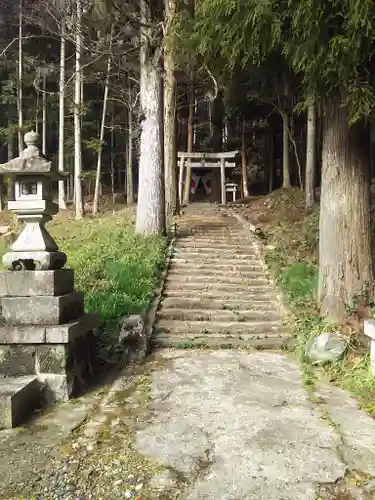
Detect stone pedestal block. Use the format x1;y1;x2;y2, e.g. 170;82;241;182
0;313;100;402
0;312;99;344
2;292;84;325
0;375;41;429
0;269;74;297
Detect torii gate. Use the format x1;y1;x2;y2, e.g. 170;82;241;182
178;150;239;205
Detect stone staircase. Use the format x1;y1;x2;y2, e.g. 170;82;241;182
152;210;291;349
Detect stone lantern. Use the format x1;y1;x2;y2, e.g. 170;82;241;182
1;131;67;271
0;132;99;430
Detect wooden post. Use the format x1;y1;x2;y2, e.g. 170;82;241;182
178;156;185;206
220;158;226;205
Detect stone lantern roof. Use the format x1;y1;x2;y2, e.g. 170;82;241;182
0;131;68;179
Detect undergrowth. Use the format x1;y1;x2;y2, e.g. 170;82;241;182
260;189;375;415
0;210;168;367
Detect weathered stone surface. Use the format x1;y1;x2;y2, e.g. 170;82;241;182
35;345;67;373
0;345;70;377
119;314;144;342
0;375;41;429
149;470;177;493
316;383;375;476
2;292;84;325
38;373;72;402
0;328;95;397
0;269;74;297
0;346;35;375
0;313;99;344
46;313;100;343
0;325;45;344
3;250;67;271
2;346;375;498
136;350;346;499
305;332;347;364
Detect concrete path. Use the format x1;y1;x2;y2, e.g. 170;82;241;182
1;349;375;499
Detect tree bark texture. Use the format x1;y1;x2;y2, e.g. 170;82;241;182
17;0;24;154
135;0;165;235
164;0;178;220
127;91;134;204
282;111;291;188
266;127;274;193
42;73;47;155
318;98;373;322
74;0;83;220
183;82;194;204
241;118;249;197
58;28;66;209
305;103;316;208
93;44;112;215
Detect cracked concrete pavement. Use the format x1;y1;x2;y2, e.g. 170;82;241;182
2;349;375;499
136;350;375;499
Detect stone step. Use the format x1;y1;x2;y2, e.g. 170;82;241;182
163;289;277;301
175;241;253;250
152;333;291;350
164;280;273;293
161;297;280;311
167;268;265;279
157;307;281;322
171;256;260;266
0;375;41;429
177;237;250;245
177;232;244;239
165;274;270;286
173;249;259;260
154;319;283;336
169;262;264;273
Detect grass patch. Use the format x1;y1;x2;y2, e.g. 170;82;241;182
251;189;375;414
0;210;168;366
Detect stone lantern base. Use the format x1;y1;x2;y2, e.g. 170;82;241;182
0;269;99;429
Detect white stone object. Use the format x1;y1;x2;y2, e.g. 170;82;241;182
305;332;347;364
364;320;375;375
0;132;68;270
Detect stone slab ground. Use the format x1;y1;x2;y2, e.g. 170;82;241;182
1;350;375;499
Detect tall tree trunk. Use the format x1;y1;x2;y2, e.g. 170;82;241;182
282;111;291;188
305;103;316;208
93;40;112;215
7;122;14;202
318;97;373;322
183;82;194;204
110;106;115;204
127;86;134;204
135;0;165;234
264;126;275;193
268;130;274;193
241;117;249;198
58;28;66;209
35;86;40;133
164;0;178;220
42;73;47;155
17;0;24;154
74;0;83;219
